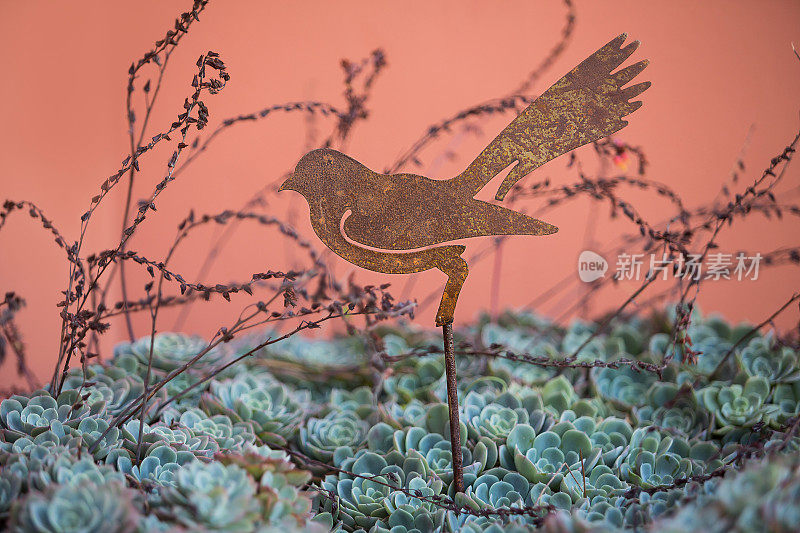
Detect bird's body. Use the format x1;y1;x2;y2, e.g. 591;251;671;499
303;150;558;250
280;34;650;325
344;173;557;250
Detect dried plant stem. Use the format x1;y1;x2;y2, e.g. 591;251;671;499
384;343;664;374
442;322;464;494
135;309;157;465
50;51;229;394
119;49;174;342
136;214;189;464
50;0;214;393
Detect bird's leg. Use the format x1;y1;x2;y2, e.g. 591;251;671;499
435;255;468;494
435;256;468;327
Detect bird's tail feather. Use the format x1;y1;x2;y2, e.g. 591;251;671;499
452;33;649;201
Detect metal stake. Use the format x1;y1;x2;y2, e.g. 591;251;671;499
442;322;464;494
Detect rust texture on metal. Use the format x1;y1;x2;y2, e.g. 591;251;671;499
442;322;465;494
280;33;649;326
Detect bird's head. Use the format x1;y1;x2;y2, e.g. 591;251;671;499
279;148;357;200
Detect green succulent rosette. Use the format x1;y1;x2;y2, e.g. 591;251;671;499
299;410;369;465
200;375;304;446
697;376;779;433
11;479;139;533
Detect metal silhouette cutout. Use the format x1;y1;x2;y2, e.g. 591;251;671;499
280;33;650;494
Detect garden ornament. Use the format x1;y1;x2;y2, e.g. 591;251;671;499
280;33;650;493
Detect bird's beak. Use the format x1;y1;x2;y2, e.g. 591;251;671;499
278;175;293;192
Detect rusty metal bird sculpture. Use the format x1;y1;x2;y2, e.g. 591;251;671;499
279;33;649;493
280;33;649;326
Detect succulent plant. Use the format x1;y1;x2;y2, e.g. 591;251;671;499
617;428;719;490
216;448;315;528
563;464;627;504
673;327;737;378
540;376;580;414
738;335;800;383
0;407;121;461
588;417;632;466
158;371;212;412
650;312;750;379
113;444;196;487
463;388;552;442
622;489;688;527
1;444;126;520
46;453;124;489
177;408;256;451
365;422;397;456
541;509;621;533
134;514;176;533
3;310;800;533
392;426;481;486
299;410;369;465
383;356;445;403
369;476;447;533
0;472;21;518
501;422;601;486
157;461;262;530
383;402;485;487
488;355;558;388
607;322;646;357
1;446;59;511
561;320;607;361
481;323;563;383
387;399;428;428
656;454;800;533
490;309;553;331
620;449;692;489
519;479;571;512
773;381;800;423
460;468;532;510
647;332;673;360
64;416;123;460
321;453;394;530
635;382;711;437
691;314;755;347
113;332;224;374
697;376;779;433
240;332;371;394
117;419;220;460
592;366;657;410
59;368;165;419
467;402;524;443
1;422;72;455
318;448;443;531
0;390;104;443
252;331;368;370
11;479;140;533
328;386;376;419
201;375;303;446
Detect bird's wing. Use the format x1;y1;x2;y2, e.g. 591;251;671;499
343;190;557;250
453;33;650;201
307;194;467;275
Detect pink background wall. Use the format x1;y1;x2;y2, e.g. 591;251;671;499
1;1;799;386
